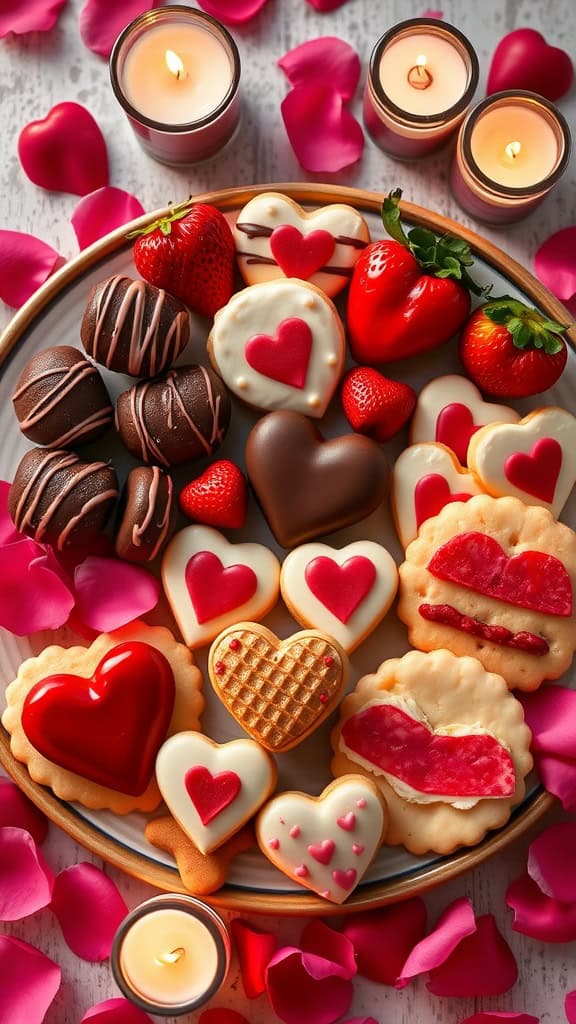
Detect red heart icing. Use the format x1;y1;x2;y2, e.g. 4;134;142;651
428;531;572;617
307;839;335;865
487;28;574;103
185;551;257;624
414;474;473;529
341;703;515;797
245;317;312;389
332;868;357;891
21;642;175;795
270;225;335;279
504;437;562;504
435;403;480;465
304;555;376;623
184;765;241;825
18;102;109;196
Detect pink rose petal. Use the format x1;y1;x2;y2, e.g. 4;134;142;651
0;0;67;37
278;38;361;102
306;0;349;10
0;827;54;921
71;187;145;250
506;872;576;943
397;896;475;987
266;946;354;1024
18;102;109;196
81;998;154;1023
300;921;357;980
73;556;160;632
427;915;518;996
341;1020;380;1024
51;863;128;961
0;231;63;308
281;84;364;173
79;0;160;58
527;822;576;903
460;1015;539;1024
566;991;576;1024
0;481;24;546
196;0;269;24
421;9;444;17
0;538;74;634
534;227;576;316
520;685;576;759
0;935;61;1024
342;898;427;985
0;778;48;844
536;753;576;812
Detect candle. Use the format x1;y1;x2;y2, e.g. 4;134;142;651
111;894;231;1016
110;7;241;165
451;91;571;225
364;19;479;159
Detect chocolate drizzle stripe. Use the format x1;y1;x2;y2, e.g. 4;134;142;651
235;222;368;250
92;277;186;376
132;469;173;560
15;451;77;532
58;488;118;550
166;371;214;456
236;252;354;277
200;365;225;448
47;407;113;449
36;461;112;546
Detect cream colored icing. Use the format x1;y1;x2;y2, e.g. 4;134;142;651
410;375;519;462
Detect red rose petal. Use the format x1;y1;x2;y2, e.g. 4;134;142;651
506;872;576;943
73;556;160;632
0;231;63;308
281;84;364;173
18;102;109;196
71;187;145;250
487;28;574;102
0;539;75;635
527;822;576;903
536;753;576;811
196;0;269;24
566;992;576;1024
534;227;576;316
341;1019;380;1024
199;1012;251;1024
79;0;160;58
342;898;427;985
427;915;518;996
266;946;354;1024
0;935;61;1024
81;998;154;1023
306;0;349;10
300;921;357;981
51;863;128;961
0;0;66;37
397;896;475;987
278;37;361;102
0;778;48;844
0;827;54;921
230;918;277;998
460;1015;539;1024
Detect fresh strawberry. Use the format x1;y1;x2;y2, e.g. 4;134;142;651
460;297;567;398
179;460;248;529
130;200;236;318
341;367;417;441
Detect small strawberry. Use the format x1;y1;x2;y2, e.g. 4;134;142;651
130;199;236;319
179;460;248;529
460;297;567;398
341;367;417;442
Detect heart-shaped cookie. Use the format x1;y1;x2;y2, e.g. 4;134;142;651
156;733;276;854
162;526;280;648
208;622;348;752
392;443;484;548
245;411;389;548
233;192;370;297
256;776;387;904
208;279;345;418
281;541;398;652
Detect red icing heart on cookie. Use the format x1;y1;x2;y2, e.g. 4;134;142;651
245;317;313;388
435;403;481;465
341;703;515;797
308;838;335;865
504;437;562;503
21;642;175;795
184;765;241;825
414;474;474;528
185;551;257;624
304;555;376;623
270;225;335;279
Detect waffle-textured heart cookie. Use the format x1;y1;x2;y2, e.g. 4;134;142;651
208;622;348;752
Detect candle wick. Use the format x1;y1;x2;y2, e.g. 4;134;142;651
407;63;433;90
155;947;186;966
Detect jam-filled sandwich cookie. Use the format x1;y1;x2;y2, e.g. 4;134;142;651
116;466;175;563
256;775;387;904
280;541;398;653
410;375;519;466
331;649;532;855
1;621;203;814
145;814;254;896
398;495;576;691
207;279;345;418
233;192;370;298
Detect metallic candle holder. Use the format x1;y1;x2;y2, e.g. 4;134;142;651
110;6;241;166
364;18;479;160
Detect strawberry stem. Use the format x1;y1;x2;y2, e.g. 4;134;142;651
482;295;566;354
126;196;194;239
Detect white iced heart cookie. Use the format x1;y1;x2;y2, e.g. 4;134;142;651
162;525;280;648
410;375;519;466
280;541;398;653
156;733;276;854
233;192;370;297
207;279;345;418
467;407;576;518
392;443;484;548
256;776;387;904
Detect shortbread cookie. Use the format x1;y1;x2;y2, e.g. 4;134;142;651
392;443;484;549
398;495;576;691
145;814;254;896
2;621;203;813
233;192;370;297
280;541;398;652
156;733;276;854
256;775;387;904
467;407;576;517
162;525;280;649
207;279;345;418
331;649;533;855
208;622;348;752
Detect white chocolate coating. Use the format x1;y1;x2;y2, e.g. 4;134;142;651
392;443;484;548
411;375;519;464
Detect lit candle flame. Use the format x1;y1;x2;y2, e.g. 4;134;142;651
165;49;187;81
407;54;433;90
154;947;186;966
505;140;522;161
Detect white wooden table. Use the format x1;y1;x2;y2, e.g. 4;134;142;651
1;2;575;1021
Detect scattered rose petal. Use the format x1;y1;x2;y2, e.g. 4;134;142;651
566;991;576;1024
527;822;576;903
278;38;361;102
506;872;576;943
534;227;576;316
427;915;518;996
196;0;269;24
342;898;427;986
421;9;444;17
51;862;128;961
231;918;277;998
73;556;160;632
487;28;573;102
300;921;357;981
81;998;154;1023
199;1012;251;1024
0;0;67;37
0;778;48;844
0;827;54;921
306;0;349;10
341;1019;380;1024
397;896;475;987
520;685;576;809
460;1015;539;1024
0;935;61;1024
0;538;74;634
71;187;145;250
0;232;63;308
18;102;109;196
281;84;364;172
79;0;160;58
266;945;354;1024
536;753;576;812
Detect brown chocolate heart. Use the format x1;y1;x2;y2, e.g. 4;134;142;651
245;411;389;548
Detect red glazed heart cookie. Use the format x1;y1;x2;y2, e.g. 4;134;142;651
392;443;484;548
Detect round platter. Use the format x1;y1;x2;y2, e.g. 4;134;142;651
1;183;575;915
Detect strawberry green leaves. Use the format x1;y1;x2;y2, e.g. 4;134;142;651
482;296;566;354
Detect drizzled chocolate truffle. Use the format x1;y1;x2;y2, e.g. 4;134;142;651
81;274;190;377
9;448;118;551
115;364;231;467
116;466;175;563
12;346;113;448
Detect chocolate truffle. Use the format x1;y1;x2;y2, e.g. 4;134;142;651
81;274;190;377
115;364;231;467
116;466;175;563
12;346;113;448
9;448;118;551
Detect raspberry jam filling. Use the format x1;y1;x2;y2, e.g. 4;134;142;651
419;603;549;655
